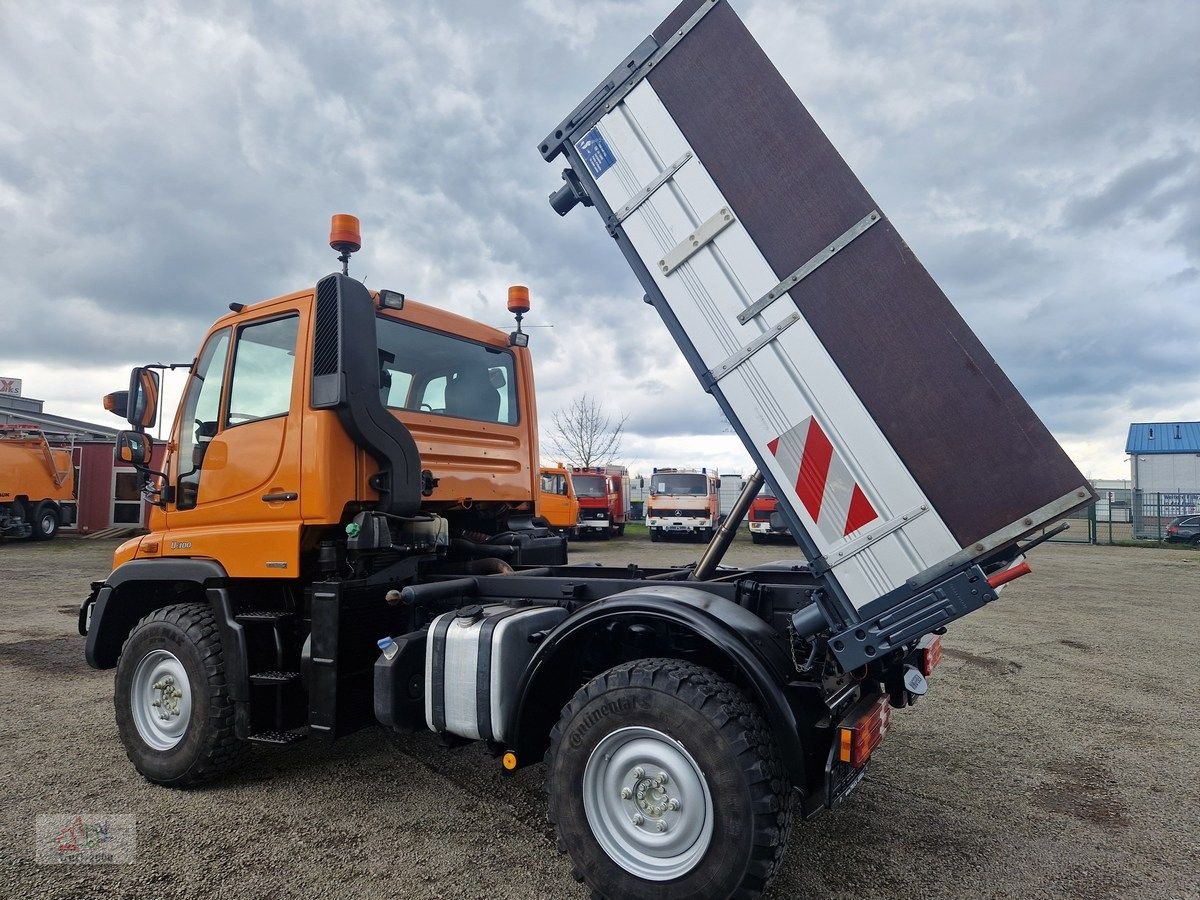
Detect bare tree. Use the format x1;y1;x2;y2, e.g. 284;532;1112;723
547;394;629;468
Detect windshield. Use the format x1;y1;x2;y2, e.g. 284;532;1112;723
573;475;607;497
759;482;776;499
652;473;708;495
376;316;517;425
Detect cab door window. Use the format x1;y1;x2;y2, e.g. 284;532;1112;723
226;315;300;426
540;473;566;495
176;329;230;510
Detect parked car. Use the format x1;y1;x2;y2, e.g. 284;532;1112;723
1165;515;1200;545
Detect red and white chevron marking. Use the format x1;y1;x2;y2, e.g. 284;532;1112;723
767;416;879;544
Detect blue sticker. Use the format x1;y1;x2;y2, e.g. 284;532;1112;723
577;128;616;179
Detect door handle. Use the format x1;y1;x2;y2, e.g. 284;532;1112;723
262;492;298;503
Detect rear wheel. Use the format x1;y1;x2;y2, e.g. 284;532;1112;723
114;603;248;786
29;502;58;540
546;659;792;899
1191;535;1200;547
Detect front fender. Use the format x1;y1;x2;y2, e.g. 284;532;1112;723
509;585;808;780
84;558;230;669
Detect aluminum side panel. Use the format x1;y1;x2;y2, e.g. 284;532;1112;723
586;84;961;606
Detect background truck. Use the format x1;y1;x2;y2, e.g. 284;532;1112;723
80;2;1094;897
0;425;76;540
569;464;630;537
646;466;720;542
537;464;580;538
747;482;793;544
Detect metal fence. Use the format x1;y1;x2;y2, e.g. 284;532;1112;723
1016;489;1200;547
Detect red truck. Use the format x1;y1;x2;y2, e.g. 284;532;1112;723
747;482;793;544
569;465;630;538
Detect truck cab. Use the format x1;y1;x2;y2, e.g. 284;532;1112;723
646;467;720;542
537;464;579;538
123;283;547;578
569;464;629;538
748;482;792;543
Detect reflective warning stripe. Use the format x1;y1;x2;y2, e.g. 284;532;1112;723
768;417;879;543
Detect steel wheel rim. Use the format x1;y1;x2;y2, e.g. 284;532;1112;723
582;725;714;881
40;513;55;534
130;649;192;751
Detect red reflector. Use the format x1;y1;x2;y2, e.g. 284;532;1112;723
837;694;892;768
917;633;942;676
987;560;1032;589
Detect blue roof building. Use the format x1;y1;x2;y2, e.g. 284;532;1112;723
1126;422;1200;498
1125;422;1200;455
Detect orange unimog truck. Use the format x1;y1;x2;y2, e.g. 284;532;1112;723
537;464;579;538
0;425;76;540
81;214;1087;897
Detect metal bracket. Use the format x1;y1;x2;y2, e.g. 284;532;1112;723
738;210;881;324
810;504;930;575
704;312;801;384
658;206;736;276
829;565;994;672
600;0;722;118
614;152;693;223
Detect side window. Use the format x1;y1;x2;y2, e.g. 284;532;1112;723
176;329;231;510
381;369;414;408
226;316;299;426
420;376;448;411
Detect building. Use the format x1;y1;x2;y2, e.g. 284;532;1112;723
1126;422;1200;535
1;384;163;535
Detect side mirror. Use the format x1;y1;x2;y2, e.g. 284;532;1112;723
715;478;722;489
102;390;129;419
115;431;154;468
127;367;160;431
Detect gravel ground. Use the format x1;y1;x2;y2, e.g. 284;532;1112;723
1;534;1198;899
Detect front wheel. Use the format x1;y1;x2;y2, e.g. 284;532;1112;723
546;659;792;899
114;603;248;786
750;532;765;544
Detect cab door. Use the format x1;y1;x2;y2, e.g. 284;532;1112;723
164;311;305;577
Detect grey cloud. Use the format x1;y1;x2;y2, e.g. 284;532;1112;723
1062;150;1195;229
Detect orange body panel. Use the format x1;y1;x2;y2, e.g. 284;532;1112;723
132;286;539;578
537;465;579;530
0;437;75;504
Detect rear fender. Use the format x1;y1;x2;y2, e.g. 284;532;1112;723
508;585;808;781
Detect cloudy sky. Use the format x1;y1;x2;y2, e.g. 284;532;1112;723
1;0;1197;480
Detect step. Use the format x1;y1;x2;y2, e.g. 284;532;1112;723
249;670;300;686
235;610;294;623
247;727;309;746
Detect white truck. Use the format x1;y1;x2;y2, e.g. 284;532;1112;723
645;466;720;542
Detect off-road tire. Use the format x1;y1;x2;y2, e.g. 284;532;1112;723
545;658;793;899
114;603;248;786
29;501;58;540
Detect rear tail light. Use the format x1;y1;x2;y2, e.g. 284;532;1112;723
917;634;943;676
1167;525;1178;535
837;694;892;768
